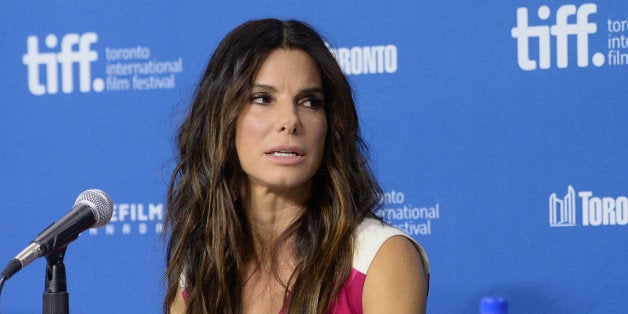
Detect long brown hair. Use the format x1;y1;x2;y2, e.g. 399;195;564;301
164;19;382;313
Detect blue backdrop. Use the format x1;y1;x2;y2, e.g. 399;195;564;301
1;1;626;313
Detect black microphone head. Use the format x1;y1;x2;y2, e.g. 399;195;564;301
74;189;114;228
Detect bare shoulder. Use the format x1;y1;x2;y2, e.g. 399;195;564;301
362;235;428;314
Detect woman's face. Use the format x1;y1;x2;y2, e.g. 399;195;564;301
235;48;327;194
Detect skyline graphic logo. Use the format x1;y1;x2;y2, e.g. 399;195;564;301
511;3;605;70
23;32;103;95
549;185;577;226
549;186;628;227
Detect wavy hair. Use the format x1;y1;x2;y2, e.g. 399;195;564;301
164;18;382;313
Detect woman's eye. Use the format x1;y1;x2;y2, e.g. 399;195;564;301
250;94;272;104
300;97;323;109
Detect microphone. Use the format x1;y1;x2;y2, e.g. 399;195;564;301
1;189;113;280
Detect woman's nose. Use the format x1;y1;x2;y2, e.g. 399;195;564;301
277;102;301;134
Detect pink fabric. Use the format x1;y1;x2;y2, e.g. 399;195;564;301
327;268;366;313
277;267;366;314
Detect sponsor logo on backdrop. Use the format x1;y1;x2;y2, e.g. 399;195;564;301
511;3;628;70
375;190;439;236
549;186;577;226
89;202;164;236
327;44;398;75
549;186;628;227
22;32;183;95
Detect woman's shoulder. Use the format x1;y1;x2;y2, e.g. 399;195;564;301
356;218;430;313
353;218;429;277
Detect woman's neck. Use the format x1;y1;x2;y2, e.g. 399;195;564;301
239;182;313;313
241;182;310;245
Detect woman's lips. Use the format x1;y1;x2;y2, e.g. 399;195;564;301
265;145;305;156
265;145;306;165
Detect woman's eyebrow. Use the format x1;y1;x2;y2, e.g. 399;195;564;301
300;87;324;94
251;83;276;92
252;84;323;95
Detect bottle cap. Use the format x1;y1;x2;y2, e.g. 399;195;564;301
479;297;508;314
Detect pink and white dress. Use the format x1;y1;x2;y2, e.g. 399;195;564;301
181;218;429;313
321;218;429;313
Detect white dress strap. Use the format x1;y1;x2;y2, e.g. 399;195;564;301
353;218;429;276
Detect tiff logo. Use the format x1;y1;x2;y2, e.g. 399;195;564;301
549;185;577;227
22;32;104;95
511;3;605;70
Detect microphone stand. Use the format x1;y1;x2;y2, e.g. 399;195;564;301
43;247;69;314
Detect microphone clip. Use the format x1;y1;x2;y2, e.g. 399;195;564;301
43;247;69;314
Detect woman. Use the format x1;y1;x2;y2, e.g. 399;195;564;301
164;19;429;313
